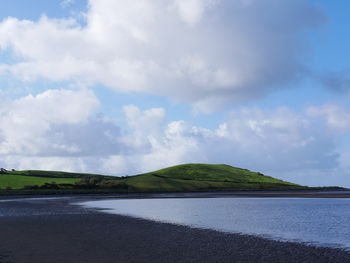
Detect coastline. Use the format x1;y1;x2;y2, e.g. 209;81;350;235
1;189;350;200
0;196;350;262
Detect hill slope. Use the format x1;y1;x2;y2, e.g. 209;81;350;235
123;163;304;191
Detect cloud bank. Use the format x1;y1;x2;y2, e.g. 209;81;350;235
0;0;325;111
0;88;349;187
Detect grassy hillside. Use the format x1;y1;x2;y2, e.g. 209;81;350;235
0;173;79;190
0;163;306;192
123;163;304;192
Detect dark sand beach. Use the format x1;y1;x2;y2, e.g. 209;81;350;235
1;194;350;263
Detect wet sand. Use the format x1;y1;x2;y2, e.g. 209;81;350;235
0;196;350;263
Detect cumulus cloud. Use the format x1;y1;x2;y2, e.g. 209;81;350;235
307;104;350;133
0;0;325;112
213;108;339;172
0;88;123;158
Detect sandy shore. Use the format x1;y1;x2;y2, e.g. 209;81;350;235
0;196;350;263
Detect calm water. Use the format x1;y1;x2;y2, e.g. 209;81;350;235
81;197;350;249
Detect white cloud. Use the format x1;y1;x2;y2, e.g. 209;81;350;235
212;108;338;172
0;89;100;155
307;104;350;133
0;0;325;112
123;105;165;135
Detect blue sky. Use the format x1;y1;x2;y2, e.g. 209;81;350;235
0;0;349;187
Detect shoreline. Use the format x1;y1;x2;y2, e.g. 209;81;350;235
0;197;350;262
1;189;350;200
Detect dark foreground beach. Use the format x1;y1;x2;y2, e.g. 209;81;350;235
1;195;350;263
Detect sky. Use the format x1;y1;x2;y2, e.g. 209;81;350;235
0;0;349;187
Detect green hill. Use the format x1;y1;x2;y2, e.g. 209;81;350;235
123;163;304;192
0;164;306;192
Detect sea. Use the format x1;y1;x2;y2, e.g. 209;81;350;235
81;197;350;250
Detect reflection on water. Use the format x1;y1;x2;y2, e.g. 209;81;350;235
81;197;350;249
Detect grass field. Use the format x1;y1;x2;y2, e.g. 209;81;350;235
0;163;306;192
0;174;79;190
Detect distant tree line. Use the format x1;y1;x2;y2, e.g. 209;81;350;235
0;168;16;174
22;176;134;191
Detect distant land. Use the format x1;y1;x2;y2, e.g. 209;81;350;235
0;164;345;194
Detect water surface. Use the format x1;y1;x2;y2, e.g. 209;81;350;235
81;197;350;249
